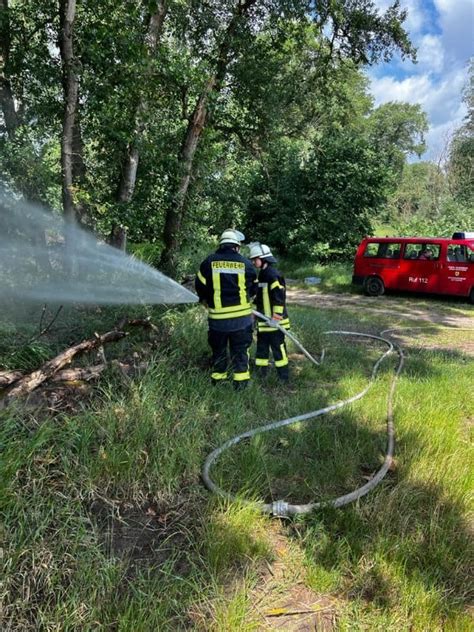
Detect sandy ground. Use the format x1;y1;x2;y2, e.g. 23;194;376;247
287;288;474;355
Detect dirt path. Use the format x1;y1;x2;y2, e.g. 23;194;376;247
287;288;474;327
287;288;474;355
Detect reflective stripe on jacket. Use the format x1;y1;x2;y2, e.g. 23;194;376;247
254;265;290;332
195;246;257;320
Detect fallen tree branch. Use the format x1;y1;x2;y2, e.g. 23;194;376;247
51;361;150;384
0;370;24;387
4;330;127;406
1;317;158;407
51;364;106;383
115;316;160;334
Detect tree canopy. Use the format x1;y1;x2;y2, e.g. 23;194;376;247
2;0;462;274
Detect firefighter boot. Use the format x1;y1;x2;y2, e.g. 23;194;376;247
254;365;269;380
277;366;289;383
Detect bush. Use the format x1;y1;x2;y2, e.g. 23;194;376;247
390;199;474;238
129;242;163;267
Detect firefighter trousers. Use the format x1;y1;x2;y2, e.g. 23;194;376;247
255;329;289;381
208;325;253;386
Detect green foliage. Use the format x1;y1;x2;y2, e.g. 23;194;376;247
129;241;163;267
368;102;428;176
131;231;216;278
385;161;445;221
1;0;418;259
383;63;473;239
389;197;474;238
245;130;392;260
384;151;473;239
448;60;474;207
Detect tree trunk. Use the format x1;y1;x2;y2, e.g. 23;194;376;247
0;0;19;135
59;0;85;274
59;0;79;220
159;0;257;276
111;1;168;251
160;79;215;275
117;1;168;204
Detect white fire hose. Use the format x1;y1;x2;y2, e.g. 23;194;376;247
202;310;404;517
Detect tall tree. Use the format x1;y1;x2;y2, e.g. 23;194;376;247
58;0;91;279
110;0;169;249
59;0;83;226
448;60;474;206
1;0;420;275
0;0;19;135
368;102;428;176
160;0;259;274
0;1;62;205
159;0;415;275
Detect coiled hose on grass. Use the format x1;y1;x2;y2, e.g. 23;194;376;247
202;310;404;517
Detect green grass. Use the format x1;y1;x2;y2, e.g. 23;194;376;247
0;294;473;630
280;259;355;293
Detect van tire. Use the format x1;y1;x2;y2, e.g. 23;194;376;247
469;288;474;304
364;276;385;297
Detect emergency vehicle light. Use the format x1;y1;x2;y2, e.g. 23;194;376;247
452;231;474;239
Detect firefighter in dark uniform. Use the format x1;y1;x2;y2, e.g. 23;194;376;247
249;243;290;382
195;229;257;390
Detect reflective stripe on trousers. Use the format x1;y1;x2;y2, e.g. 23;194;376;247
208;326;253;382
255;330;289;377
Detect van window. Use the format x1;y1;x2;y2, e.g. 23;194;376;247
447;244;472;262
364;242;401;259
404;243;440;261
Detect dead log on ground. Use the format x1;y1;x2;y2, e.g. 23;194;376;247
1;316;158;407
51;361;149;383
4;330;127;406
0;371;24;387
51;364;107;382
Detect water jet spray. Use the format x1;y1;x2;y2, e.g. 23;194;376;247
0;194;198;306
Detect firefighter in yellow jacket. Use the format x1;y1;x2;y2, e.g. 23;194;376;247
249;243;290;382
195;229;257;390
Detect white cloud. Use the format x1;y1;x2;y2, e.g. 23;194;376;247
433;0;474;65
416;34;444;74
369;0;473;161
370;74;432;106
403;0;426;33
369;67;468;160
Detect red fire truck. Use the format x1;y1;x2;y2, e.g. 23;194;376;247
352;232;474;303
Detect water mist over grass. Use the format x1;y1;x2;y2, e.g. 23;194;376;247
0;194;197;305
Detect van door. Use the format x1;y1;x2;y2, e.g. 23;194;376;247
358;240;402;290
398;242;442;293
441;242;474;297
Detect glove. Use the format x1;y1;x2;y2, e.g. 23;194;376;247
268;314;282;328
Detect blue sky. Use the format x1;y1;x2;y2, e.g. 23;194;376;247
369;0;473;161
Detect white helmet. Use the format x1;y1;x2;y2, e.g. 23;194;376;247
219;229;245;246
249;242;277;263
